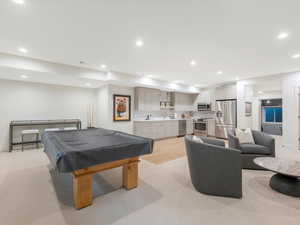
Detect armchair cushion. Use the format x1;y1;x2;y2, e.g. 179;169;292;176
235;128;255;144
240;143;271;155
191;135;204;143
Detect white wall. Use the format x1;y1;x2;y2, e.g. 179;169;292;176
96;85;109;128
236;81;254;129
0;79;96;152
96;84;134;134
215;83;237;100
281;72;300;150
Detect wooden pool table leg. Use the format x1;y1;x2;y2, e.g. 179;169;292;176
72;157;139;209
123;161;138;190
73;173;93;209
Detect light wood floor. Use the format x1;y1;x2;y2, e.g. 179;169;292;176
142;136;229;164
142;137;186;164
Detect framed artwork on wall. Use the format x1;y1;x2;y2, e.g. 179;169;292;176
245;102;252;117
113;94;131;121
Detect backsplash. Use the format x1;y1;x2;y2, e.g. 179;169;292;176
134;110;215;120
193;111;216;119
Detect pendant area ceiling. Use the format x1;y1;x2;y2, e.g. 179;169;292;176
0;0;300;87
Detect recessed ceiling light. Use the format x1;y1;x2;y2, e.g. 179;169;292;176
101;64;107;69
12;0;25;5
173;80;184;84
146;74;159;79
277;32;289;40
258;91;263;94
168;83;179;90
217;70;223;75
20;75;28;79
292;54;300;59
85;83;91;87
189;60;197;67
135;39;144;47
18;47;28;53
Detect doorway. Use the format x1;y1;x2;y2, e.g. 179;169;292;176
260;99;282;135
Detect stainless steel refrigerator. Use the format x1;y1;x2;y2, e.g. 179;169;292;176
215;99;237;139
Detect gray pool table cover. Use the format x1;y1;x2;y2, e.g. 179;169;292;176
42;128;154;173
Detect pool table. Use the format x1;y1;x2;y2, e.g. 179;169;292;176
42;128;153;209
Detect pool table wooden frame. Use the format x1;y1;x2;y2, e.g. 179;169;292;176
73;156;139;209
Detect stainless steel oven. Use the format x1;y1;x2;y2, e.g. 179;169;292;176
193;119;208;136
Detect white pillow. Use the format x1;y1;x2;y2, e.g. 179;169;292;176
235;128;254;144
192;135;204;143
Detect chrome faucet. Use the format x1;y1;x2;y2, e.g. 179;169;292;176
145;114;152;120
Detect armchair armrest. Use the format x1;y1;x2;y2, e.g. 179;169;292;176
201;136;225;147
252;130;275;156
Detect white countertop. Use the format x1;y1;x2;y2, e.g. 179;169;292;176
133;118;193;122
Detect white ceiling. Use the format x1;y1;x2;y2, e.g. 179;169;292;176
0;0;300;87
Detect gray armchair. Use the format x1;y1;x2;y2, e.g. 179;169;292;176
228;130;275;170
185;135;242;198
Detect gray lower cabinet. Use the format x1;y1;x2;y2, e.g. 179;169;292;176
134;121;179;139
207;119;216;136
186;120;194;134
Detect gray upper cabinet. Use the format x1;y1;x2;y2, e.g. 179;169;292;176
160;91;168;102
135;87;161;111
135;87;198;112
175;93;197;111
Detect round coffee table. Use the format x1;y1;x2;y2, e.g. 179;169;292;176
254;157;300;197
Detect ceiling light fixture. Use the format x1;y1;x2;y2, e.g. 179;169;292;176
292;54;300;59
168;83;179;90
173;80;184;84
217;70;223;75
277;32;289;40
13;0;25;4
18;47;28;53
135;39;144;47
146;74;159;79
20;75;28;79
85;83;91;87
189;60;197;67
258;91;263;94
101;64;107;69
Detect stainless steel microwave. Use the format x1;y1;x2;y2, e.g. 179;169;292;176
197;103;211;111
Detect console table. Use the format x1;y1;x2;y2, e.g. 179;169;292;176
9;119;82;152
